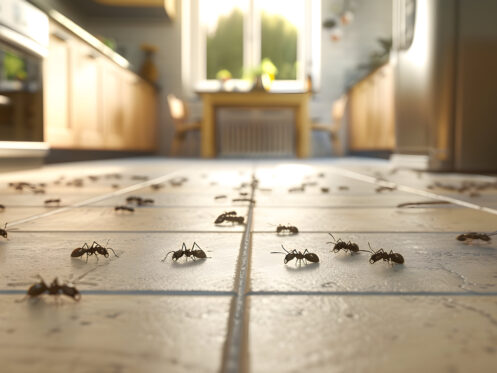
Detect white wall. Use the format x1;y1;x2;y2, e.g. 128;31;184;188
40;0;392;157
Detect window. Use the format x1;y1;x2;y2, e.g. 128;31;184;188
182;0;320;93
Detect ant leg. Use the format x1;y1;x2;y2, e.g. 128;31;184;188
303;249;309;254
192;242;203;251
85;253;89;263
181;242;188;252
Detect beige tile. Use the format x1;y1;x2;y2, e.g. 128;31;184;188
250;233;497;292
1;232;241;291
248;296;497;373
0;295;230;373
253;207;497;232
14;207;248;232
0;207;50;225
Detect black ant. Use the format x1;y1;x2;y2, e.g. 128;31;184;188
1;223;8;238
0;204;5;211
321;187;329;193
232;198;256;204
364;243;404;265
44;198;61;206
71;240;118;262
276;224;299;235
456;232;494;242
18;276;81;302
338;186;349;191
327;233;360;254
288;186;305;193
375;186;396;193
115;205;134;213
215;211;244;224
150;183;165;190
161;242;208;262
214;195;227;200
126;196;142;204
271;245;319;265
131;175;149;181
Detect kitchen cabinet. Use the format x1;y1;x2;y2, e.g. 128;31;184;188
44;21;157;151
348;63;395;151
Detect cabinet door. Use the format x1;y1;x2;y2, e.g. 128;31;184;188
71;39;103;148
133;81;157;151
44;25;75;147
101;61;125;149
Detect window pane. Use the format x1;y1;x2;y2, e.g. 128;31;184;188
260;0;303;80
200;0;246;79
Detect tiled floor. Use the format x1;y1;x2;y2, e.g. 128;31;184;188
1;157;496;373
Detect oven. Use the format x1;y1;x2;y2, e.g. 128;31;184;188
0;0;49;165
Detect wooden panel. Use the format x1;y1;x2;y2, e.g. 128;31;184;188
101;60;125;149
71;39;103;148
44;25;74;147
348;64;395;151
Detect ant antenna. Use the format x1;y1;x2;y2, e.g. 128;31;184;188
270;244;290;255
327;233;337;244
161;250;175;262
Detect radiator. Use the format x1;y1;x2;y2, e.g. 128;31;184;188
216;108;296;157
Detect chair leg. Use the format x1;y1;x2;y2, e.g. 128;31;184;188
170;134;183;157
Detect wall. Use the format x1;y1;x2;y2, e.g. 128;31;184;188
38;0;392;157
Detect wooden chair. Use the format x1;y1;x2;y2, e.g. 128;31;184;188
167;94;201;156
311;95;347;156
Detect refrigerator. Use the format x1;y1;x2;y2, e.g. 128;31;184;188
391;0;497;171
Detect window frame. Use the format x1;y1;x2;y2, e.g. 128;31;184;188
182;0;321;94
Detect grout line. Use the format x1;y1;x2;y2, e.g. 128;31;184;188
221;176;255;373
10;230;246;234
6;169;187;228
246;291;497;297
327;166;497;216
0;289;236;296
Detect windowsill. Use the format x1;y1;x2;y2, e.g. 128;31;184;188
194;80;307;94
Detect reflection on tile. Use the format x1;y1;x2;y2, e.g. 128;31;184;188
1;232;241;291
14;207;248;232
0;295;230;373
250;233;497;292
253;207;497;232
249;296;497;373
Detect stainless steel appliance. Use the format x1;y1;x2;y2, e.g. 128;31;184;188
392;0;497;171
0;0;49;164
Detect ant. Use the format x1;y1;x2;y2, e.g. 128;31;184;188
338;186;349;191
271;245;319;265
1;223;9;239
321;187;330;193
375;186;396;193
44;198;61;206
276;224;299;235
150;183;165;190
232;198;256;204
71;240;118;262
327;233;360;254
214;195;227;200
0;204;5;211
288;186;305;193
115;205;134;213
456;232;493;242
131;175;149;181
364;243;404;265
215;211;244;224
126;196;142;204
19;276;81;302
161;242;208;262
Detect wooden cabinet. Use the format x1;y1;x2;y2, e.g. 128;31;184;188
44;24;74;147
348;64;395;151
44;21;157;151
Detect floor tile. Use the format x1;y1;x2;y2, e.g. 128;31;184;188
248;295;497;373
253;207;497;232
1;232;241;291
250;233;497;292
0;295;230;373
14;207;248;232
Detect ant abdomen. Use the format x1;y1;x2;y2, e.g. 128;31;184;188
71;248;86;257
304;253;320;263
